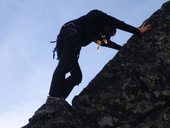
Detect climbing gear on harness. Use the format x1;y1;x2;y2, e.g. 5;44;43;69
50;41;57;43
51;41;57;59
96;38;108;52
96;39;102;52
53;47;57;59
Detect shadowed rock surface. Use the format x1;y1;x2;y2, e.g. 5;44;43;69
23;1;170;128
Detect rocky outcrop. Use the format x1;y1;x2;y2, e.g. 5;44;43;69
23;98;82;128
23;1;170;128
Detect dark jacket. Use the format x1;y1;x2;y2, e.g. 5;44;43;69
56;10;141;59
71;9;140;46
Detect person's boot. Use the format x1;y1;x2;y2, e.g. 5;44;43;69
47;96;74;112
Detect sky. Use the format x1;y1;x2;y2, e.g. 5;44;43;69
0;0;167;127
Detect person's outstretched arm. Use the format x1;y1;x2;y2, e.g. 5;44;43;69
95;35;122;50
98;10;151;34
100;39;122;50
112;18;151;35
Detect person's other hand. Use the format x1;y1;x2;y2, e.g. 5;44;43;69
139;22;151;33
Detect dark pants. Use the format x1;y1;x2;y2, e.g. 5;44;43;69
49;23;82;99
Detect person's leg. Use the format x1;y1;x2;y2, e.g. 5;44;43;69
49;36;76;98
49;25;81;99
62;61;82;99
70;61;82;85
49;60;72;98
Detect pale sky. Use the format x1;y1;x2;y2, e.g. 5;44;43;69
0;0;167;127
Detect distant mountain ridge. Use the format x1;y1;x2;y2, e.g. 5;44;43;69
23;1;170;128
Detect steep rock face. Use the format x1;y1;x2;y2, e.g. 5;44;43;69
73;1;170;128
23;1;170;128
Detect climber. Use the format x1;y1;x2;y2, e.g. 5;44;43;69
48;9;151;100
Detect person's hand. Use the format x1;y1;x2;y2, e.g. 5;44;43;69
139;22;151;33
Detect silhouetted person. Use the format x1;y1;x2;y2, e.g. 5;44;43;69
49;10;150;99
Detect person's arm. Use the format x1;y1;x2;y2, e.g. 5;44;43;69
112;18;151;34
101;39;122;50
97;10;151;34
95;34;122;50
112;18;141;35
101;12;150;34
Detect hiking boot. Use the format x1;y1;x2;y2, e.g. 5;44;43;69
46;96;74;112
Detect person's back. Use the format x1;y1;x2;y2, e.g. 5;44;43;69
71;10;114;46
68;9;141;46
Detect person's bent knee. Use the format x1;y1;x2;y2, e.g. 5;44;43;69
74;75;82;85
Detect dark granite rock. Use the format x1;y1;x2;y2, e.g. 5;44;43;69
22;98;83;128
23;1;170;128
72;1;170;128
